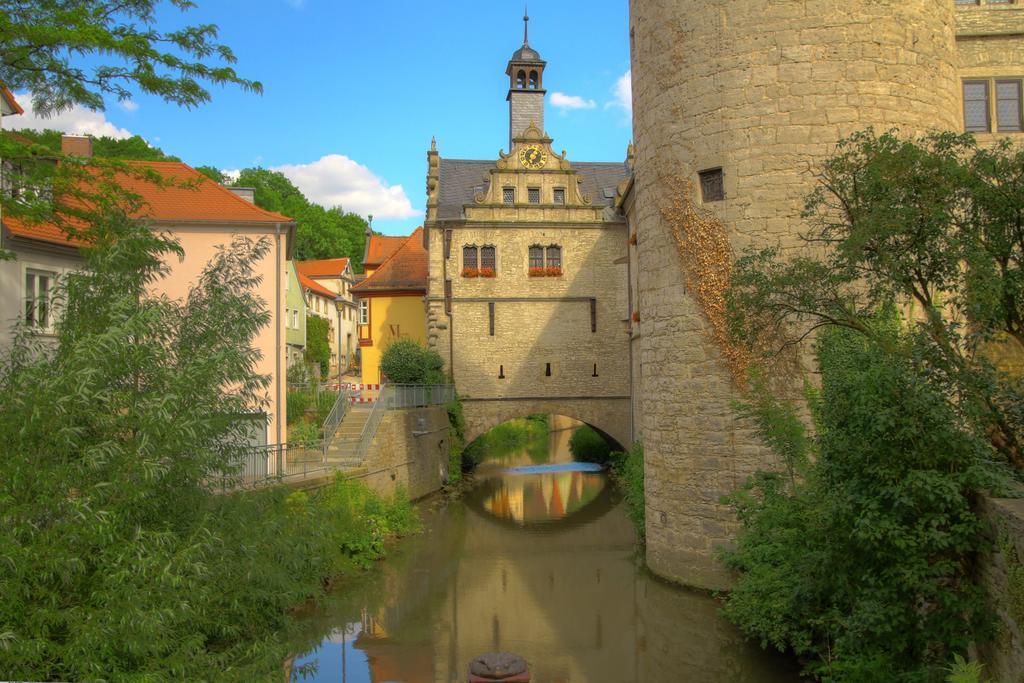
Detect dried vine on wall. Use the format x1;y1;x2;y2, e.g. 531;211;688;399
658;172;748;385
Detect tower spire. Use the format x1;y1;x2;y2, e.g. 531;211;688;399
523;6;529;45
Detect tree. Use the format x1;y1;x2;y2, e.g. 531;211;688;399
727;130;1024;468
305;313;331;377
7;128;180;161
380;338;445;384
0;0;261;259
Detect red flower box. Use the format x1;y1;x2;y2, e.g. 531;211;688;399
478;267;496;278
528;267;546;277
545;266;562;277
462;267;479;278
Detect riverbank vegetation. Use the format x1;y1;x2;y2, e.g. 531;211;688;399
724;130;1024;680
610;443;645;538
568;424;613;463
0;216;419;680
463;415;551;468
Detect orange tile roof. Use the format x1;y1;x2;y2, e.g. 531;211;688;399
1;160;293;247
296;257;350;278
1;87;23;115
364;234;407;267
297;270;337;299
351;228;427;294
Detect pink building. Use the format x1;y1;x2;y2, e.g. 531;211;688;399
0;129;296;447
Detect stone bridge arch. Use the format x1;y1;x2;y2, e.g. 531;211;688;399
462;397;631;451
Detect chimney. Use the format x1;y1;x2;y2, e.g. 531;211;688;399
61;135;92;158
228;186;256;203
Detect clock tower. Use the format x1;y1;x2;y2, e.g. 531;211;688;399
506;10;546;151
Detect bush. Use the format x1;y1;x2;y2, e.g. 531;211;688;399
569;424;612;463
722;324;1010;681
463;417;551;468
287;389;313;425
305;314;331;377
610;443;644;537
315;389;337;422
289;420;320;448
446;395;466;483
380;338;445;384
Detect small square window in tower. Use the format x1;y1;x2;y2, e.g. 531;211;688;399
699;168;725;202
528;187;540;204
553;188;565;205
503;187;515;205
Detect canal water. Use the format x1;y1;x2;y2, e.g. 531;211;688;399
288;418;799;682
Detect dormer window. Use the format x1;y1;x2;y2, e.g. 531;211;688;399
503;187;515;205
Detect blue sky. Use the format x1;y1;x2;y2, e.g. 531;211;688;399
13;0;632;235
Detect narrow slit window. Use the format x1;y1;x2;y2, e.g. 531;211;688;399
502;187;515;205
488;302;495;336
590;298;597;333
553;188;565;205
545;362;551;377
964;80;991;132
499;364;505;379
528;187;540;204
997;80;1022;132
699;168;725;202
481;245;496;272
529;245;544;269
463;245;478;270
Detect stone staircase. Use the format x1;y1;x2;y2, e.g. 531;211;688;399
324;405;372;468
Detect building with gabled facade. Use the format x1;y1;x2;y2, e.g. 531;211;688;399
422;16;632;447
284;261;306;369
0;126;296;448
295;257;358;374
352;229;428;384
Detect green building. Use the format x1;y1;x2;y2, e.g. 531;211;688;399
285;261;306;370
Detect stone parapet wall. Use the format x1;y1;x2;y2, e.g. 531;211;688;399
353;406;451;501
629;0;960;590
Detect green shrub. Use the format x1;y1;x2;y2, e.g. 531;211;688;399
287;389;313;425
610;443;644;537
315;389;337;422
304;314;331;377
289;421;320;448
569;424;612;463
380;338;445;384
722;324;1010;681
463;417;551;468
446;395;466;483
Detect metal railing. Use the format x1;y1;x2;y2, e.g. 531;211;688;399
384;383;455;409
321;387;353;455
352;388;390;464
218;443;286;489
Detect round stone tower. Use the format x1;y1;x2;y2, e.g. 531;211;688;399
628;0;960;590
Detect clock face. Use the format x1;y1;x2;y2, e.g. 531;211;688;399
519;144;547;170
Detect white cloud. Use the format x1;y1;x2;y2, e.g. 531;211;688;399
607;70;632;114
118;100;139;112
10;92;134;139
222;169;241;183
550;92;596;112
272;155;419;220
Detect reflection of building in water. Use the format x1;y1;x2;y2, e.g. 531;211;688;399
482;470;605;524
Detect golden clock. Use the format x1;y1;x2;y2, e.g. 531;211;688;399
519;144;547;170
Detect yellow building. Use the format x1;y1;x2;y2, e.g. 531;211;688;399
352;228;428;384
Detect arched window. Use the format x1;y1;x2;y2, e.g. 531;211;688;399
481;245;496;271
463;245;479;269
528;245;544;269
516;70;527;89
529;70;539;89
546;245;562;269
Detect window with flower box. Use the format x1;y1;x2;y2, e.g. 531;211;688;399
480;245;496;277
462;245;479;277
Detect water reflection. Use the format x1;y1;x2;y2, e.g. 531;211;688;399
288;419;798;682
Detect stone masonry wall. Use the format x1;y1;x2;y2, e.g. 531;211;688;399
629;0;960;590
976;495;1024;683
353;406;450;501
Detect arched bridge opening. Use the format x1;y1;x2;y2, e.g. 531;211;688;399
461;398;630;453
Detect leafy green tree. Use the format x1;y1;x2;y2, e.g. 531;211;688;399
231;168;368;267
728;130;1024;468
7;128;180;161
305;313;331;377
723;323;1009;681
380;338;445;384
0;0;260;260
568;425;612;463
195;164;228;183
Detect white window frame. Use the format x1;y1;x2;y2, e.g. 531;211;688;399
359;299;369;325
24;267;57;333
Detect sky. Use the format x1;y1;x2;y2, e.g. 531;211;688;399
11;0;632;236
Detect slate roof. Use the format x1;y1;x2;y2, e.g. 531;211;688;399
2;160;293;247
351;228;427;294
435;158;631;221
296;257;350;278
